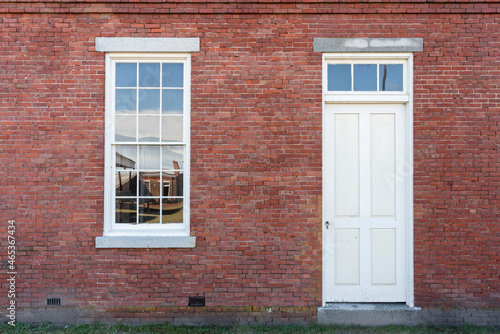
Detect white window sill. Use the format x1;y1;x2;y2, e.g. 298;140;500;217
95;236;196;248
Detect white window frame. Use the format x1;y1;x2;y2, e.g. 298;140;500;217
95;37;199;248
103;53;191;237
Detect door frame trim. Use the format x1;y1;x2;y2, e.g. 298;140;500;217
321;53;414;307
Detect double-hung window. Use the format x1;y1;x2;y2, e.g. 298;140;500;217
95;38;199;248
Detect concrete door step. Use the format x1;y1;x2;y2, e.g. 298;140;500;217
318;303;422;326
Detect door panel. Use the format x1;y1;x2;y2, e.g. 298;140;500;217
335;229;360;285
334;114;359;217
324;103;407;302
370;114;396;217
371;228;396;285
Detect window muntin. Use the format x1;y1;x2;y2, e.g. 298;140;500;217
106;54;190;235
327;62;404;92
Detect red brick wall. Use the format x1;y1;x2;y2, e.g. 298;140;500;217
1;0;498;322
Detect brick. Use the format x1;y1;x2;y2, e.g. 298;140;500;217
0;0;498;325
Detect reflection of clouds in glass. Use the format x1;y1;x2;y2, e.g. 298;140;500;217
115;89;136;114
138;116;160;142
162;146;184;170
139;63;160;87
139;89;160;114
162;116;183;142
162;90;183;114
115;115;136;142
139;146;160;169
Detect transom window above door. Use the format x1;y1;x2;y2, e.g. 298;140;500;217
328;63;403;92
323;54;412;103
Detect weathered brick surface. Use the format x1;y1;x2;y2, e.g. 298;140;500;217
0;0;498;324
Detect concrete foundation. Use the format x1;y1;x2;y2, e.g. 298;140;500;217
318;303;500;327
1;305;498;327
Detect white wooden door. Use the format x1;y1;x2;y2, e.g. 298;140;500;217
323;103;407;302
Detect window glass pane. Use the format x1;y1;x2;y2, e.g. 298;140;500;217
115;198;137;224
116;145;137;169
161;116;183;142
162;198;183;224
139;63;160;87
138;116;160;142
162;63;184;88
139;198;161;224
139;146;160;170
162;90;183;114
379;64;403;91
115;115;136;142
162;180;171;196
354;64;377;91
139;171;161;196
328;64;351;91
163;171;183;197
115;89;136;114
116;63;137;87
162;146;184;170
139;89;160;114
115;171;137;196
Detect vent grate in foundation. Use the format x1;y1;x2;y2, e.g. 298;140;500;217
188;296;205;307
47;298;61;306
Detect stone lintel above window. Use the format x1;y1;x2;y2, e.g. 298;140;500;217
95;37;200;53
314;38;423;53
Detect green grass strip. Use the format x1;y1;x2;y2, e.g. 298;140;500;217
0;323;498;334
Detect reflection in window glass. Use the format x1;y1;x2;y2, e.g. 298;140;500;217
139;89;160;114
328;64;351;91
115;115;136;142
162;146;184;170
115;171;137;197
116;146;137;169
162;63;184;87
161;116;183;142
139;172;160;196
163;171;183;197
138;116;160;142
115;198;137;224
162;90;183;114
162;198;183;224
354;64;377;91
116;63;137;87
379;64;403;91
139;198;161;224
115;89;136;114
139;63;160;87
139;146;160;170
163;181;171;196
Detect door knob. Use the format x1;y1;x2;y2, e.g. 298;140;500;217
325;221;330;229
